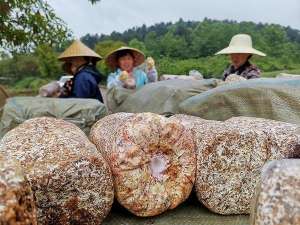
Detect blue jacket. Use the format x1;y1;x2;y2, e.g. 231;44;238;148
69;65;103;103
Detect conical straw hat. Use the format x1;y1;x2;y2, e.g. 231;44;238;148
215;34;266;56
58;40;102;61
105;46;145;70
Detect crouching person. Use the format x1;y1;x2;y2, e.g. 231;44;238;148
58;40;104;103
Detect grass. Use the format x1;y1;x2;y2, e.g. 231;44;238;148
261;69;300;78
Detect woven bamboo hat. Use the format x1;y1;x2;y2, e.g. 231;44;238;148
105;46;145;70
58;40;102;61
215;34;266;56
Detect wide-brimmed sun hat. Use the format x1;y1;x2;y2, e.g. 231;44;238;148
58;40;102;61
215;34;266;56
105;46;145;70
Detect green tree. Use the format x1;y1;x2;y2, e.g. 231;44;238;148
0;0;99;52
0;54;39;85
128;38;147;54
159;32;189;58
144;31;160;57
35;44;62;79
94;40;126;57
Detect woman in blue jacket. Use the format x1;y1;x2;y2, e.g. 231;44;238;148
58;40;104;102
106;47;148;89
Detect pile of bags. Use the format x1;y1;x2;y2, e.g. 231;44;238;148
0;97;107;138
179;78;300;124
0;112;299;224
106;79;219;114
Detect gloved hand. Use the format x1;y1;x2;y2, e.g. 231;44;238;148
119;71;129;81
125;78;136;89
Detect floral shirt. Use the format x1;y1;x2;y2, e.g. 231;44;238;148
222;61;261;81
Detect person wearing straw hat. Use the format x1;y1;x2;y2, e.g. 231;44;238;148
58;40;104;102
215;34;266;81
106;47;148;89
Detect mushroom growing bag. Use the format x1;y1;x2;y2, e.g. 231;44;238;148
90;113;196;217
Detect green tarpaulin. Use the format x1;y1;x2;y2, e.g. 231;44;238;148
179;78;300;124
106;79;219;115
0;97;107;137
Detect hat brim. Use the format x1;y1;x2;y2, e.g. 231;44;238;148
58;40;102;61
58;54;102;61
105;47;145;70
215;47;266;57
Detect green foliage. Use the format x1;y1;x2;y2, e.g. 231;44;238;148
0;54;39;85
0;45;62;93
35;44;62;79
0;0;72;52
128;39;147;55
94;40;126;57
157;56;300;79
2;18;300;95
157;57;228;79
82;18;300;63
261;69;300;78
13;76;51;93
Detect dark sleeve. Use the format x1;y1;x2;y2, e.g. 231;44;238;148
73;72;96;98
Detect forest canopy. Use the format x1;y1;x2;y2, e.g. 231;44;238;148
1;17;300;93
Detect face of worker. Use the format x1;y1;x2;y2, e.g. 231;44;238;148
230;53;251;69
68;57;87;75
118;54;134;72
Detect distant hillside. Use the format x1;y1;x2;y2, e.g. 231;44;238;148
81;18;300;61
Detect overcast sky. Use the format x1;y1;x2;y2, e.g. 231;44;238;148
48;0;300;38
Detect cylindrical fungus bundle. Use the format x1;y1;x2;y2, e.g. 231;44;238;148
0;117;114;225
90;112;196;217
